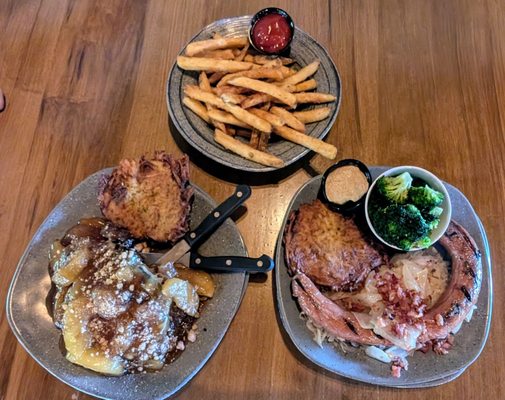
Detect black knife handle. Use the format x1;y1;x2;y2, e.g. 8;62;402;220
184;184;251;248
189;253;274;273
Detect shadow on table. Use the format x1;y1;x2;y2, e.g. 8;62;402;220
169;117;320;186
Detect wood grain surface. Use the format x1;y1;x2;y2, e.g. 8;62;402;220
0;0;503;399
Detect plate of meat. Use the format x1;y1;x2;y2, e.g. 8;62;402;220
274;166;492;387
6;152;249;399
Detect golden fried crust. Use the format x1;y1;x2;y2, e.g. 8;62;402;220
98;152;193;242
284;200;386;291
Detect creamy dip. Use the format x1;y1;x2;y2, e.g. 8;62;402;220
325;165;369;204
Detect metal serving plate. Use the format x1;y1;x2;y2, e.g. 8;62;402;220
167;15;341;172
6;169;248;400
275;166;492;387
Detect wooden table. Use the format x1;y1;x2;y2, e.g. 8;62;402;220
1;1;503;399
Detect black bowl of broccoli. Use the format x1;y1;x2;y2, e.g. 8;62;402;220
364;166;452;251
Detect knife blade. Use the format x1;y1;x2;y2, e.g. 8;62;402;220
146;184;251;267
152;239;190;267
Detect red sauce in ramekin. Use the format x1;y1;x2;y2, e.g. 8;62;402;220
251;13;292;54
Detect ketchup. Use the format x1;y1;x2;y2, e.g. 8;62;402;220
251;13;292;54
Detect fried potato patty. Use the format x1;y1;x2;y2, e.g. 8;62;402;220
284;200;386;291
98;152;193;242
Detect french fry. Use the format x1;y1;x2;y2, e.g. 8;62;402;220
199;49;236;60
208;72;226;84
185;86;271;132
220;92;247;105
244;54;294;65
241;93;272;109
274;125;337;159
243;54;259;63
199;73;228;134
183;97;211;123
294;92;336;104
235;128;252;138
279;65;296;77
257;130;271;151
261;59;282;68
214;85;249;96
228;77;297;107
292;107;331;123
185;85;226;108
217;67;285;87
249;129;260;149
199;71;212;92
281;60;320;85
270;106;305;132
292;79;317;92
279;56;295;65
185;37;249;56
235;44;249;61
177;56;254;72
208;109;252;129
222;102;271;132
248;108;285;127
214;129;284;168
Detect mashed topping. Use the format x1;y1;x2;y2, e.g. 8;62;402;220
325;165;369;204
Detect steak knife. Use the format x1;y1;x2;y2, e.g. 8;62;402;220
143;184;274;272
143;251;274;273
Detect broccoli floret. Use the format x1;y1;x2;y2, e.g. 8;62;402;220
422;206;444;230
408;185;444;209
428;206;443;218
370;203;429;250
376;172;413;204
413;236;432;249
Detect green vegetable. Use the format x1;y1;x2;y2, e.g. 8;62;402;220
370;203;430;251
408;185;444;209
376;172;413;204
422;206;444;230
413;236;432;249
428;206;444;218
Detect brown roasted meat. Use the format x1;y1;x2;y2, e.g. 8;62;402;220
417;221;482;343
284;199;385;292
98;152;193;242
291;220;482;347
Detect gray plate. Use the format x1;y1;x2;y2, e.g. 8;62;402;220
166;15;341;172
6;169;248;400
275;166;493;388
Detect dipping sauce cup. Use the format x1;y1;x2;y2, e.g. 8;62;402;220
319;159;372;213
249;8;295;55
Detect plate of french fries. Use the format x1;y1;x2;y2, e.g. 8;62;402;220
167;15;341;172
